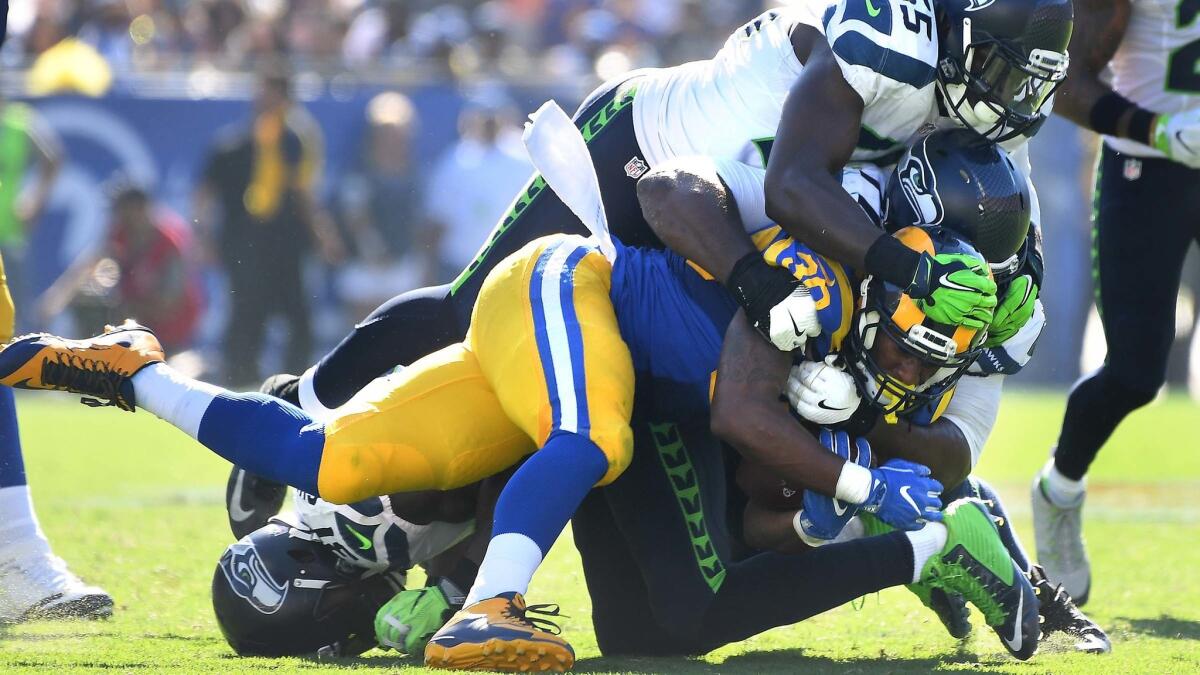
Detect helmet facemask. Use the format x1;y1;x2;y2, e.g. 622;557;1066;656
939;17;1069;142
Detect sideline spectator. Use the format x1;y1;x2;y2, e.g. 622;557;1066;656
36;181;204;353
194;64;343;384
424;87;533;278
335;91;439;320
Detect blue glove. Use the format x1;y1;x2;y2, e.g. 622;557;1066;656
861;459;943;531
798;429;874;542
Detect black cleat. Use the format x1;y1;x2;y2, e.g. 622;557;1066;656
225;466;287;540
1031;564;1111;653
259;373;301;406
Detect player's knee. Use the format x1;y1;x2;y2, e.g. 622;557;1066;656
636;161;722;232
590;424;634;487
1099;366;1160;412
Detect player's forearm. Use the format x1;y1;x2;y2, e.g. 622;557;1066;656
742;501;809;554
1055;0;1146;140
765;167;888;272
867;419;971;490
637;163;754;282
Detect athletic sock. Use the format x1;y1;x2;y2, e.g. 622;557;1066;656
905;522;948;583
0;387;26;489
0;387;50;559
1039;457;1085;507
464;431;608;605
133;363;325;495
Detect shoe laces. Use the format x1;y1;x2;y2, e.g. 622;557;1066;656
502;601;567;636
1032;568;1096;636
937;553;1009;626
41;352;131;411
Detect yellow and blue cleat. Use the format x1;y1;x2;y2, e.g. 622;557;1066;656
0;320;163;411
424;592;574;672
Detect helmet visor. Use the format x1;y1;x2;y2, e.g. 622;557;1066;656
967;42;1068;119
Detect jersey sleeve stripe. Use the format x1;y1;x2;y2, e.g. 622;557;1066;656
830;32;936;90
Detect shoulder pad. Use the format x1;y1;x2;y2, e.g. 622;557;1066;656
824;0;938;102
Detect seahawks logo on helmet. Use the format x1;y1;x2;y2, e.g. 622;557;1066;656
897;153;944;227
219;543;289;614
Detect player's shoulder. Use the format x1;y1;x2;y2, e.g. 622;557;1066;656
823;0;939;91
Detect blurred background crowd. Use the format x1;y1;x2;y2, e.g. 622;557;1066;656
0;0;1197;393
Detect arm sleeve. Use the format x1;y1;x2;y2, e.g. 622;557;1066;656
941;374;1005;468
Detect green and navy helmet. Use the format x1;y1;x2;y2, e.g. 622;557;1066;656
844;226;990;415
884;129;1032;284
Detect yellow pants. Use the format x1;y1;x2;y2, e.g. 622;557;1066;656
316;235;636;504
0;252;13;343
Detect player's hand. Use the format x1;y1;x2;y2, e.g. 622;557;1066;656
1154;108;1200;169
906;252;997;330
797;429;873;543
985;274;1038;347
375;585;455;654
727;252;820;351
787;357;860;426
862;459;944;531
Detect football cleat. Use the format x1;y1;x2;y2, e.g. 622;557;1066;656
225;467;288;541
0;552;113;623
909;583;973;640
1030;564;1110;654
0;321;163;411
921;499;1040;660
260;373;301;407
424;592;574;672
1031;473;1091;605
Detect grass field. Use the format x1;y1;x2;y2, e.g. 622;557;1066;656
0;391;1197;674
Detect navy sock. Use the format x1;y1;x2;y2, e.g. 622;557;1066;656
493;430;609;553
0;387;24;489
197;393;325;496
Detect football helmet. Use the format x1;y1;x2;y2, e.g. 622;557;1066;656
936;0;1073;142
884;129;1032;283
844;226;989;415
211;522;404;657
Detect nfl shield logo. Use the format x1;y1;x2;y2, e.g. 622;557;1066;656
624;156;649;179
1123;158;1142;181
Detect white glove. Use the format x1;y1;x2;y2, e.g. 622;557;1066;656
766;287;821;352
1154;108;1200;169
786;356;861;426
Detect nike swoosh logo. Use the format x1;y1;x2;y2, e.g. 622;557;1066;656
899;485;921;515
227;471;256;523
937;272;976;293
1176;130;1197;154
344;524;373;550
1002;590;1024;652
817;400;849;411
865;0;882;17
832;499;849;516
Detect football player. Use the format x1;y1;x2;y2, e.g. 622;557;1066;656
0;113;1035;669
212;486;490;658
1031;0;1200;606
267;0;1072;429
0;247;112;622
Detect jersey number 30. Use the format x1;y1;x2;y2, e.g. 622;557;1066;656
1168;0;1200;92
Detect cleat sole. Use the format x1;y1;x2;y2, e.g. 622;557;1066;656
425;638;574;672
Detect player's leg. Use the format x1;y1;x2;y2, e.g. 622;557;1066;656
294;76;655;416
0;323;533;504
426;238;634;672
1034;148;1198;603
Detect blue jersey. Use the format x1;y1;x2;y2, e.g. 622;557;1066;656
608;227;952;425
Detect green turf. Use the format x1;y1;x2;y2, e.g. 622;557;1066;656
1;391;1197;673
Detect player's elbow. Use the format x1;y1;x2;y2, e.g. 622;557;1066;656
764;164;818;230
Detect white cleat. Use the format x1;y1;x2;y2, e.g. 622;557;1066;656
0;552;113;623
1031;475;1091;605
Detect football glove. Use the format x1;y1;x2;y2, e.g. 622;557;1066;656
985;274;1038;347
907;252;998;331
862;459;944;531
727;252;820;351
787;356;863;425
797;429;873;543
1154;108;1200;169
375;582;459;655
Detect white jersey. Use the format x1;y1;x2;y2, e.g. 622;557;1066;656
292;491;474;576
1106;0;1200;156
631;0;939;169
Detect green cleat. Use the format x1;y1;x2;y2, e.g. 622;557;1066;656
921;498;1040;660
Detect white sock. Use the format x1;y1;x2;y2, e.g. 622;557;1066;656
131;363;224;439
905;522;948;583
297;365;338;422
0;485;51;559
464;533;544;605
1040;456;1086;507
